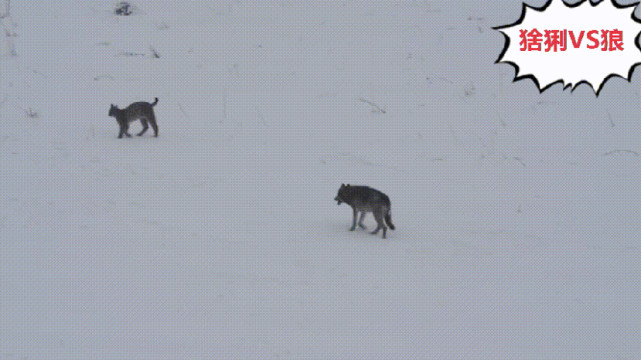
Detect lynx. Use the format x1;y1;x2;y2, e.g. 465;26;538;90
108;97;159;138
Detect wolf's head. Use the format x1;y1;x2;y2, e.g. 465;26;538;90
335;183;350;205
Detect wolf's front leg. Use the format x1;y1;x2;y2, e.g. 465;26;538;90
358;212;367;229
350;207;358;231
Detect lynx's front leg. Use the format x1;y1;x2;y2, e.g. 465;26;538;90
120;122;133;138
118;124;132;138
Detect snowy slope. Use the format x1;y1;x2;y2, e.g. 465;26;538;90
1;1;639;359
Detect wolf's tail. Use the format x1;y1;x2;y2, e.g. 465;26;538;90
151;97;159;106
385;210;395;230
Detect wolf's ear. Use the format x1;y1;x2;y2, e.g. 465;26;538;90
341;183;345;188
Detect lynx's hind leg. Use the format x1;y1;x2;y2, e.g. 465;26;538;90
137;118;149;136
148;111;159;137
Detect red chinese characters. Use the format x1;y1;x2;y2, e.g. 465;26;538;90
519;28;623;52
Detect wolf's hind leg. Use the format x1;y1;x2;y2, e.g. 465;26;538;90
371;210;387;238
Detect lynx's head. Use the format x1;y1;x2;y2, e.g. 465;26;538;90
108;104;118;117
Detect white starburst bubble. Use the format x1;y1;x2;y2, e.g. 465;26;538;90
494;0;641;96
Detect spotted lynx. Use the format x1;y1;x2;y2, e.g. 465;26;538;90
108;97;159;138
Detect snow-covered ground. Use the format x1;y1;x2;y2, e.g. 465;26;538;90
1;1;639;359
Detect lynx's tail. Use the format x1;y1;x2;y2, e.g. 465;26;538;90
151;97;159;106
385;210;395;230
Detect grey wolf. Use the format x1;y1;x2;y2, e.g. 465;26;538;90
108;97;159;138
334;184;395;239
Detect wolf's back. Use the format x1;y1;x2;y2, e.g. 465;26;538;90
355;186;390;206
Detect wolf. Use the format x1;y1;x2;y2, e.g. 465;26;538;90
334;184;395;239
108;97;159;138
